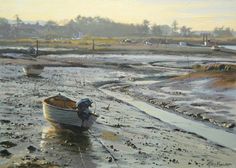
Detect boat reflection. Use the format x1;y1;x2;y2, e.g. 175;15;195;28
40;127;91;152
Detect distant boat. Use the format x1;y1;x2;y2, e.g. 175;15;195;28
42;94;99;131
23;64;44;76
211;45;220;51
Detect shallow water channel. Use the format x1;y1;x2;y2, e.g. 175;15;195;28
100;88;236;151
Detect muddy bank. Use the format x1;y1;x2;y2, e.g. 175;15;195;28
1;65;236;167
99;86;236;150
102;79;236;130
192;63;236;72
110;74;236;130
0;55;86;67
92;58;236;130
176;71;236;89
113;60;236;130
1;44;235;57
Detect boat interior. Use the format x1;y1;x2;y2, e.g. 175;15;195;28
45;95;76;110
24;64;44;70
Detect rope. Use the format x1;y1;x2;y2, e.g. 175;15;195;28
78;146;86;168
88;130;121;168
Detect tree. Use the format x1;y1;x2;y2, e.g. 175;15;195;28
143;19;150;34
171;20;178;35
151;24;162;36
0;17;11;37
180;26;192;37
35;21;40;26
159;25;172;36
213;27;233;37
1;15;217;39
65;20;80;37
142;19;150;35
45;20;58;27
43;21;60;39
0;17;8;25
15;15;24;26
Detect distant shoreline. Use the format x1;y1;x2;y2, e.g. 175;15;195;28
0;45;236;58
1;37;236;58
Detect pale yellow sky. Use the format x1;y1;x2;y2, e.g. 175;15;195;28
0;0;236;30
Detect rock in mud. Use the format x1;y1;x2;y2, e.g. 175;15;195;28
177;148;182;151
125;140;137;149
165;103;177;109
7;159;59;168
27;145;37;153
106;156;113;162
22;155;31;161
222;122;235;128
0;119;11;124
0;149;12;157
0;141;17;148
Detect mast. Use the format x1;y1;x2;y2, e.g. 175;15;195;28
36;40;39;56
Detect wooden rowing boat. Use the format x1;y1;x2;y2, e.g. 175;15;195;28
42;94;98;131
23;65;44;76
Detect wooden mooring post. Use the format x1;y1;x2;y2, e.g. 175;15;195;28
92;39;95;51
36;40;39;56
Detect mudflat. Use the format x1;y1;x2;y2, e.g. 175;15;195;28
0;52;236;168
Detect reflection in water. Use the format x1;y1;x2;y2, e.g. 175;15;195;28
40;127;98;167
40;127;91;152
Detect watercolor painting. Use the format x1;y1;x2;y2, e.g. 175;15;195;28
0;0;236;167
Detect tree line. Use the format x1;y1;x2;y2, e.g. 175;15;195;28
0;15;234;39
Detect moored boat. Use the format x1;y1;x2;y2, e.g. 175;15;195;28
211;45;220;51
42;94;99;131
23;64;44;76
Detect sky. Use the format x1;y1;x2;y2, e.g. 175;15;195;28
0;0;236;30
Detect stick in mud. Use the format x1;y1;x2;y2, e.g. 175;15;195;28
186;55;191;86
88;130;121;168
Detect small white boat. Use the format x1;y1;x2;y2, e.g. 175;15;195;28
42;94;99;131
23;65;44;76
211;45;220;51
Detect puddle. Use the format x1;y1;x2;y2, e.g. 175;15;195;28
101;131;120;141
132;80;160;85
100;88;236;151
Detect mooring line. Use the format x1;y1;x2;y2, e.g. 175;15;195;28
88;130;121;168
78;146;86;168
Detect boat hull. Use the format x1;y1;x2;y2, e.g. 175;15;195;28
23;65;44;76
42;100;98;130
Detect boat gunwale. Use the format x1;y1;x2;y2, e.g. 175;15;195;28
23;64;45;69
42;96;99;117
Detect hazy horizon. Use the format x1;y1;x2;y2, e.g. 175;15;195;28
0;0;236;31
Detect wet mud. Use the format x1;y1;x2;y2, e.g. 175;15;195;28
1;53;236;167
